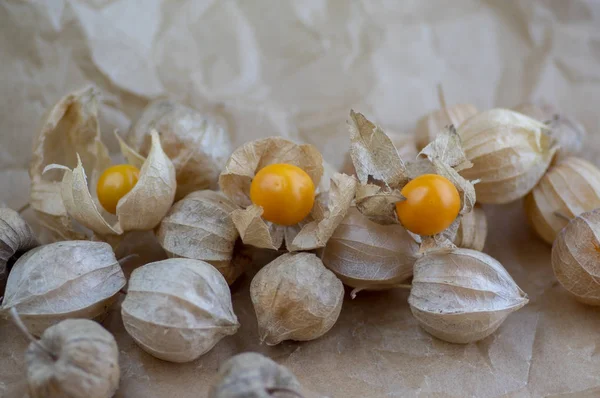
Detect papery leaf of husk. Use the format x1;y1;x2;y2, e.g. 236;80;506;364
1;241;126;336
431;158;477;215
354;183;403;225
418;125;473;172
29;86;112;240
454;204;487;251
419;233;457;255
348;110;408;187
0;208;39;295
156;190;242;284
286;173;357;251
116;130;177;231
230;205;284;250
219;137;324;208
115;130;145;169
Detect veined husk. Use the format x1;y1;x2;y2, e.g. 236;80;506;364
415;104;478;150
348;110;476;247
128;99;233;200
29;86;111;241
525;157;600;244
250;252;344;345
458;109;558;204
209;352;302;398
50;130;176;237
409;248;528;344
453;204;487;251
156;190;242;284
514;101;586;160
0;208;39;295
1;241;125;336
23;317;120;398
121;258;239;363
552;209;600;305
321;207;419;297
219;137;357;251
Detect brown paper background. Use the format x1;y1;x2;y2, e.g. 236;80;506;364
2;1;600;397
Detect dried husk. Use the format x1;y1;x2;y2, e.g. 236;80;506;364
525;157;600;244
128;99;233;200
348;110;476;244
409;248;528;344
321;207;419;296
551;208;600;305
0;241;125;336
22;317;120;398
55;130;176;236
514;101;586;160
209;352;303;398
250;252;344;345
29;86;111;241
219;137;356;251
156;190;242;284
415;104;479;150
121;258;239;362
0;208;39;295
453;204;487;251
458;108;558;204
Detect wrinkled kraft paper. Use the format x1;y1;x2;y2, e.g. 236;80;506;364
2;1;600;397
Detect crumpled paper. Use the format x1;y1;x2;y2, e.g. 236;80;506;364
2;1;600;397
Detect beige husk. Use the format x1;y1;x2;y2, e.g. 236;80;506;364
525;157;600;244
156;190;242;284
551;209;600;305
52;130;176;236
20;316;120;398
127;99;233;200
514;101;586;160
348;110;476;245
219;137;357;251
453;204;487;251
121;258;239;363
321;207;419;296
458;108;558;204
415;104;479;151
29;86;111;241
409;248;528;344
250;252;344;345
208;352;303;398
0;208;39;295
0;241;126;336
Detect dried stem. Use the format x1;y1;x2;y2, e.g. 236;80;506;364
117;253;139;266
265;387;305;398
9;307;57;360
396;284;412;290
437;83;447;109
554;212;571;222
17;203;31;214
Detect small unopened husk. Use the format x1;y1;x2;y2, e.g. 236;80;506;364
453;204;487;251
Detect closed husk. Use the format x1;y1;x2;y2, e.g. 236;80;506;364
552;208;600;305
156;190;242;284
525;157;600;244
416;104;478;150
128;99;232;200
453;204;487;251
322;207;419;296
458;109;558;204
250;252;344;345
121;258;239;362
409;248;528;344
1;241;125;336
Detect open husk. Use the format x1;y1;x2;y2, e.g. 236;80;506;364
128;99;232;200
552;209;600;305
458;109;558;204
16;313;120;398
0;208;39;295
29;86;111;241
409;248;528;344
525;157;600;244
514;101;586;160
348;110;476;247
453;204;487;251
209;352;303;398
1;241;125;336
321;207;419;296
54;130;176;236
250;252;344;345
121;258;239;363
219;137;357;251
156;190;242;284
